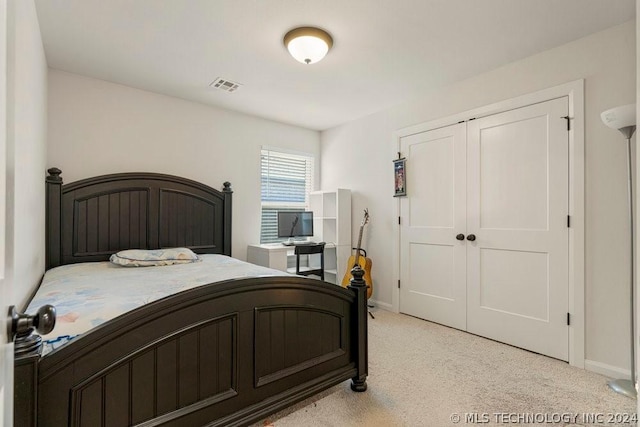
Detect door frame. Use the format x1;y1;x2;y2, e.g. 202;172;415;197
0;0;10;423
392;80;585;369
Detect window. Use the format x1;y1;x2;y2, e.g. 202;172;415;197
260;148;314;243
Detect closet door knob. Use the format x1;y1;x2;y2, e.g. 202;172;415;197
455;234;465;241
466;234;476;241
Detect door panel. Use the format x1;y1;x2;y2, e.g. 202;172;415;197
399;97;569;361
479;114;549;230
479;248;549;321
467;97;569;361
399;123;467;330
408;135;455;228
409;243;455;300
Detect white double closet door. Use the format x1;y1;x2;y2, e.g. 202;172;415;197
399;97;569;361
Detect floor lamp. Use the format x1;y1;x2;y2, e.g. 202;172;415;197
601;103;637;398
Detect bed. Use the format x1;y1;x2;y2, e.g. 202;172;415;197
13;168;368;427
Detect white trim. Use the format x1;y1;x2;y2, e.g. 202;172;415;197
567;81;585;369
0;1;9;425
391;80;585;369
370;299;393;311
585;359;630;380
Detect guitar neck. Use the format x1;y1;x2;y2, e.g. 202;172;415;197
354;226;364;264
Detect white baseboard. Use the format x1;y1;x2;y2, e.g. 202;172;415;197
369;299;394;311
584;359;630;380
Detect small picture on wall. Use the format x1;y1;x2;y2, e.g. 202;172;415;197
393;157;406;197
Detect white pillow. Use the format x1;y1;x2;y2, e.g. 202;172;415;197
110;247;200;267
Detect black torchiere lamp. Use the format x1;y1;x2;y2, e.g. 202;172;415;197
601;103;637;398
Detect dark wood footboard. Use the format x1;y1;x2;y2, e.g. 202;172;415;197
16;275;368;427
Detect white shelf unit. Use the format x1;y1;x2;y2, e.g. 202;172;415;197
308;189;351;284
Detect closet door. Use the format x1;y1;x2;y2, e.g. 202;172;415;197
466;97;569;361
399;123;467;330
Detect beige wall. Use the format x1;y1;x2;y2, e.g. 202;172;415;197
321;21;636;375
7;0;47;309
47;70;320;261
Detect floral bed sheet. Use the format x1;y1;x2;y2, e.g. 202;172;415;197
27;254;288;348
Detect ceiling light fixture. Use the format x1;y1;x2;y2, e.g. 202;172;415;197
283;26;333;65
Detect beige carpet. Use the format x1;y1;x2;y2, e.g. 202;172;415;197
254;309;636;426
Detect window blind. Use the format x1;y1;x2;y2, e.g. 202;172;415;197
260;149;314;243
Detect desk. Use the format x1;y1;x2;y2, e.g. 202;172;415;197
247;243;338;283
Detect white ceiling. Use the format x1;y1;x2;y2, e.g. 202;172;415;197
34;0;635;131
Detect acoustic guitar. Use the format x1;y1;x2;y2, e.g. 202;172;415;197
341;209;373;299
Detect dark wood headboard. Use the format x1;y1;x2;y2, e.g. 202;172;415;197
45;168;232;269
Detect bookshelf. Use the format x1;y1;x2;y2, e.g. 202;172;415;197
308;189;351;284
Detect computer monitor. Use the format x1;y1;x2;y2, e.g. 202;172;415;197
277;211;314;242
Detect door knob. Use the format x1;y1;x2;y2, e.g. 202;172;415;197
8;305;56;342
456;234;465;241
466;234;476;241
8;305;56;356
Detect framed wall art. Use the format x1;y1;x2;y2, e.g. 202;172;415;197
393;157;406;197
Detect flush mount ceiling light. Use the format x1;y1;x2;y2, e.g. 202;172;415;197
283;26;333;65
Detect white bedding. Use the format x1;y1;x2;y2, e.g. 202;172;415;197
27;254;288;347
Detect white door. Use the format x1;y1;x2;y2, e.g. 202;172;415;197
0;0;12;423
399;97;569;361
399;122;467;330
466;98;569;361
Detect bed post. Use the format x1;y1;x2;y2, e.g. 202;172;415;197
13;304;57;427
223;181;233;256
348;265;368;392
46;167;63;269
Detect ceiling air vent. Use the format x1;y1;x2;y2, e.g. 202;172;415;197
209;78;242;93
